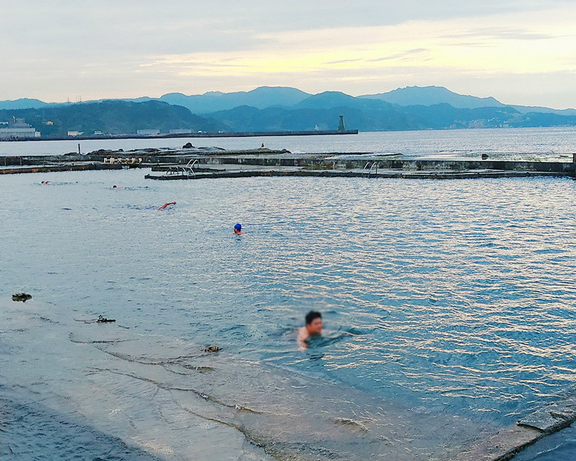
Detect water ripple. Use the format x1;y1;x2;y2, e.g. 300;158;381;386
2;171;576;432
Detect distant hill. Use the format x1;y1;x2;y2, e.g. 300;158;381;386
208;104;418;132
511;105;576;116
159;86;311;114
360;86;505;109
400;104;522;130
293;91;392;111
207;103;543;132
0;98;48;110
0;100;224;138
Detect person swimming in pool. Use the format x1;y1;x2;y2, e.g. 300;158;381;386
234;223;244;235
158;201;176;210
297;310;323;351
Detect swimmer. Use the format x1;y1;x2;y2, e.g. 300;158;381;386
97;315;115;323
41;180;50;185
297;310;323;351
233;223;244;235
158;201;176;210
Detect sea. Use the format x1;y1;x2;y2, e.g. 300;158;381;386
1;128;576;460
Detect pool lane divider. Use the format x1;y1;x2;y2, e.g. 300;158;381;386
457;392;576;461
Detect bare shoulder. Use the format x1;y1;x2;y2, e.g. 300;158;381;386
297;327;309;350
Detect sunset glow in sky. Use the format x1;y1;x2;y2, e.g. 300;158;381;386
2;0;575;108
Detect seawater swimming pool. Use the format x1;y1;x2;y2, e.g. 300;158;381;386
1;168;576;460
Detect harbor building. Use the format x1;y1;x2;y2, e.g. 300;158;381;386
137;129;160;136
0;117;40;139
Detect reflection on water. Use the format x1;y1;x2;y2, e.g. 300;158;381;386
1;168;576;459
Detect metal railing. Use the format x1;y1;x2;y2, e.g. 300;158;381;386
363;161;379;176
166;158;199;177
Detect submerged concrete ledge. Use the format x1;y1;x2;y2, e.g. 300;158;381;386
456;392;576;461
144;168;567;181
0;163;137;174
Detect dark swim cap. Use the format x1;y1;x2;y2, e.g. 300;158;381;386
234;223;242;231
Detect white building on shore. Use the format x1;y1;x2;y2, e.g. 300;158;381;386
169;128;192;135
0;117;40;139
137;129;160;136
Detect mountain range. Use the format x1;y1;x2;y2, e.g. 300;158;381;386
1;86;576;137
158;86;576;116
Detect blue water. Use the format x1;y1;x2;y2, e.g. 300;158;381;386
1;153;576;458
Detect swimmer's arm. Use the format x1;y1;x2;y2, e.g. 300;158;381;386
322;329;357;338
297;328;308;351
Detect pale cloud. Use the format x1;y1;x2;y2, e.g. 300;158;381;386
442;27;555;41
367;49;431;63
1;0;575;107
143;8;575;81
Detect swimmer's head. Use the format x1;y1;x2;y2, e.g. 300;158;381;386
234;223;242;231
305;310;323;334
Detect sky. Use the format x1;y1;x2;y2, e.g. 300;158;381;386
1;0;575;108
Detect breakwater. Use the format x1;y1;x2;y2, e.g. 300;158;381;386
2;148;575;179
0;129;358;143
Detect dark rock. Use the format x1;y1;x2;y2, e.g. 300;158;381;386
203;345;221;352
12;293;32;302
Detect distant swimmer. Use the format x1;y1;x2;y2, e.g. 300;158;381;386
158;201;176;210
41;180;51;185
97;315;115;323
234;223;244;235
297;310;323;351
